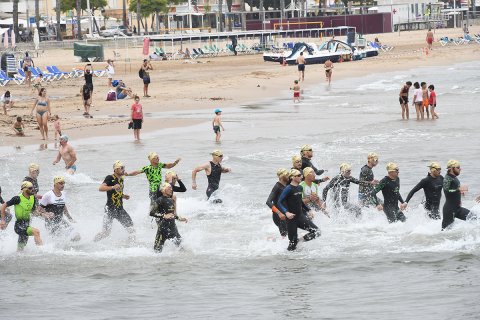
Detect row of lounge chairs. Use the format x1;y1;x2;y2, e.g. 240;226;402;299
368;41;394;52
152;43;260;60
439;34;480;46
0;66;106;86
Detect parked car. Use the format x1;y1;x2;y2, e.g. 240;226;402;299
101;25;132;37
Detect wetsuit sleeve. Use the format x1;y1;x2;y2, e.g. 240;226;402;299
443;175;457;193
349;177;361;185
405;178;427;203
303;158;324;176
266;184;280;209
172;180;187;193
277;185;291;214
5;196;21;207
103;175;114;186
322;178;336;202
371;177;387;206
0;196;4;204
310;163;325;176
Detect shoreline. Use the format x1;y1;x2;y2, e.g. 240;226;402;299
1;27;479;150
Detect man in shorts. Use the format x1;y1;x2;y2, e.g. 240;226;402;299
94;161;136;242
399;81;412;120
324;59;333;85
141;59;153;97
426;28;434;51
296;52;306;81
52;135;77;174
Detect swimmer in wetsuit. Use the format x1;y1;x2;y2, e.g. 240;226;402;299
192;150;231;203
0;186;13;229
441;160;470;230
150;183;188;253
277;169;320;251
300;145;329;184
322;163;371;217
300;167;329;217
405;162;443;219
24;163;41;199
358;152;380;207
371;162;407;223
265;168;289;237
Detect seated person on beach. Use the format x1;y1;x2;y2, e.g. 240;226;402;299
12;116;25;136
374;37;381;45
1;91;14;115
32;74;44;94
115;80;134;99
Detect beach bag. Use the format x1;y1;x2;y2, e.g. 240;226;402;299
138;68;144;79
106;90;117;101
112;80;119;87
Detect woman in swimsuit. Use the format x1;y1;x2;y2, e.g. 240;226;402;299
30;88;51;140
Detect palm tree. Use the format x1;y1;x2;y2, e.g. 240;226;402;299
218;0;223;32
76;0;82;39
13;0;19;39
56;0;63;40
35;0;40;28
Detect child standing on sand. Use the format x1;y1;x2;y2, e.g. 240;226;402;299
292;80;301;103
12;116;25;136
53;115;62;140
212;108;225;142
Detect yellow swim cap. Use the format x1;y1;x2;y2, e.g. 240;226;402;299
368;152;378;160
159;182;171;192
29;163;39;171
303;167;314;177
148;152;158;161
428;162;441;170
165;170;176;180
386;162;399;172
54;176;65;184
292;155;301;163
276;168;289;178
447;159;460;169
340;163;352;173
21;181;33;190
211;150;223;157
289;169;302;178
300;145;312;153
113;160;124;170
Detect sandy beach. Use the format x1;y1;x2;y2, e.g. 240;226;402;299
1;27;479;147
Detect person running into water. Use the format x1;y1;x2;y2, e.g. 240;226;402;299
358;152;379;206
40;176;80;241
265;168;289;238
150;182;188;253
324;59;333;85
126;152;181;201
160;170;187;216
322;163;368;217
94;161;136;242
52;135;77;174
428;84;438;119
212;108;225;142
399;81;412;120
372;163;407;223
24;163;41;198
405;162;443;220
12;116;25;136
421;82;430;119
0;181;53;251
292;80;301;103
30;88;51;140
296;52;306;81
141;59;153;97
53;115;62;140
277;169;320;251
300;167;328;216
192;150;231;203
0;186;13;229
131;95;143;141
300;145;329;184
412;82;423;120
441;160;471;230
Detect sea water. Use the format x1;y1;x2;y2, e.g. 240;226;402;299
1;61;480;319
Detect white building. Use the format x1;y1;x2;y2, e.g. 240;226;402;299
373;0;444;25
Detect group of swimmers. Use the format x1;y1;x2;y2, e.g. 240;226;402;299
399;81;438;120
266;146;480;250
0;149;230;253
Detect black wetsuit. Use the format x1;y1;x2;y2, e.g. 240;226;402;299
154;179;187;199
358;165;377;206
206;161;222;200
405;173;444;219
265;182;287;237
301;156;326;184
322;175;362;217
372;176;406;223
150;195;181;252
102;175;133;232
277;184;320;251
442;173;470;230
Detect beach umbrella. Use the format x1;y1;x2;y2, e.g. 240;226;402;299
10;29;15;48
3;30;8;48
34;28;40;50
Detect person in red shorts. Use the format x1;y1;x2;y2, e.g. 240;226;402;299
426;28;434;51
429;84;439;119
292;80;301;103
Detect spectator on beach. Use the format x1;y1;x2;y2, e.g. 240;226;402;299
22;52;34;87
412;82;423;120
53;115;62;140
31;74;44;94
212;108;224;142
296;52;306;82
115;80;134;99
426;28;434;51
399;81;412;120
231;36;238;56
141;59;153;98
421;82;429;119
324;59;333;85
106;59;115;87
131;95;143;141
429;84;438;120
1;90;14;115
84;63;94;106
12;116;25;136
30;88;51;140
81;84;92;118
